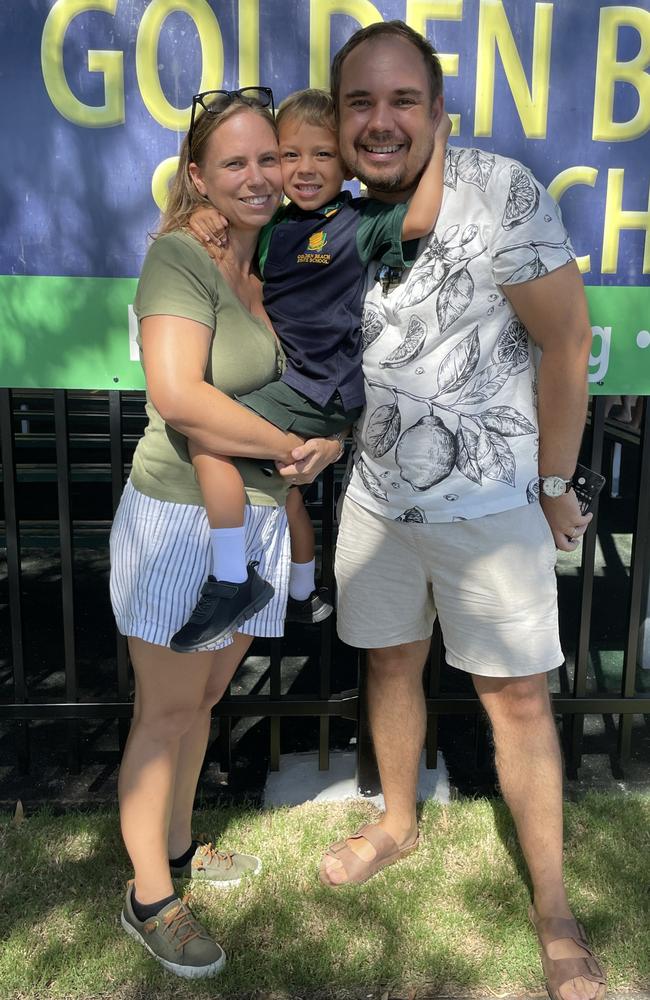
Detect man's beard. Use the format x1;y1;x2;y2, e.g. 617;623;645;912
355;155;429;196
355;166;408;193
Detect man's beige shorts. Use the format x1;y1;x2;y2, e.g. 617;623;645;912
335;497;564;678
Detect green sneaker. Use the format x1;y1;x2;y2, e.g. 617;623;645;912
171;841;262;888
121;883;225;979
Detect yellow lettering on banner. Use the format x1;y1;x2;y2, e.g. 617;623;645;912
548;167;599;274
309;0;382;89
602;169;650;274
593;6;650;141
151;156;179;211
136;0;223;131
239;0;259;87
405;0;463;134
475;0;553;138
41;0;124;127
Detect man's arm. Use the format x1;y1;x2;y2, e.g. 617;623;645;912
502;259;594;551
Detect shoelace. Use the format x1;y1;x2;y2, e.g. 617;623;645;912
188;585;225;623
193;842;234;871
149;896;202;950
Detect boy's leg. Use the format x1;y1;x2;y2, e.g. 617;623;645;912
286;486;316;594
169;446;274;652
285;486;333;623
190;443;247;584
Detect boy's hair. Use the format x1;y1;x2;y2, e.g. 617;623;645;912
330;20;443;113
276;88;337;133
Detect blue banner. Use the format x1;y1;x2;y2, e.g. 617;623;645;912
1;0;648;390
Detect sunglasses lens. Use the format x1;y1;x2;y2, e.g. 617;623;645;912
238;87;272;108
202;92;231;113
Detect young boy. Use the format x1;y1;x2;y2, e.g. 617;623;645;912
170;89;450;652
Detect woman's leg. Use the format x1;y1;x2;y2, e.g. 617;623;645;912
118;636;216;904
167;633;254;858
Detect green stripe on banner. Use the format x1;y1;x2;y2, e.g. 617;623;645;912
0;275;648;393
585;286;650;395
0;275;142;390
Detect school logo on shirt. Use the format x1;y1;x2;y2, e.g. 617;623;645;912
297;230;331;264
308;231;327;251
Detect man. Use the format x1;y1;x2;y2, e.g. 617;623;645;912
321;21;606;1000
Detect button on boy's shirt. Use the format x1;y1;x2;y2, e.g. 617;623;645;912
258;191;414;410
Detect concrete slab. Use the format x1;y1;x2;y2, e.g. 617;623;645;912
263;749;450;807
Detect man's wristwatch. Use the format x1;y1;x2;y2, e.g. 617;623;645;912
328;430;347;462
539;474;573;498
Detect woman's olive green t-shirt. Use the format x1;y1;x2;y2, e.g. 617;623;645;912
131;230;288;507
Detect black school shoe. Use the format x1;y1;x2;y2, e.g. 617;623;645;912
170;562;274;653
285;587;334;625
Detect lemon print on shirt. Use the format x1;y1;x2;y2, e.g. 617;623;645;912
308;231;327;252
502;165;540;229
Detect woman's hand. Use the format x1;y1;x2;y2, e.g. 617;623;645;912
186;206;230;259
276;437;343;485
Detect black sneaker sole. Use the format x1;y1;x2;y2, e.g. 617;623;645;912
285;602;334;625
169;581;275;654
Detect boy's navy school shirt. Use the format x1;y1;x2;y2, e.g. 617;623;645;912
257;191;414;411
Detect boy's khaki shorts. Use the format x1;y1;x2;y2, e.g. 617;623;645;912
334;496;564;678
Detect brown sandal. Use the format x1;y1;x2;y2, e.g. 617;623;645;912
529;906;606;1000
319;823;419;888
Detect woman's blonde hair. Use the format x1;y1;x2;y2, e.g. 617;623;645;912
276;88;337;134
158;99;278;236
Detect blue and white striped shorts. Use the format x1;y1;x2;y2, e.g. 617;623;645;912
109;479;290;649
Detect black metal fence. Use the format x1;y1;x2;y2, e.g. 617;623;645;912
1;388;649;787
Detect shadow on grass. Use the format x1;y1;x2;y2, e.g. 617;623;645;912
1;796;649;998
463;795;650;987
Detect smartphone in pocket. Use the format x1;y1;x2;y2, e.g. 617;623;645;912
572;464;606;514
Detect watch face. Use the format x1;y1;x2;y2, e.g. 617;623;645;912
541;476;567;498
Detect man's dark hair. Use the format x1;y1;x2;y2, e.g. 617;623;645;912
330;20;443;114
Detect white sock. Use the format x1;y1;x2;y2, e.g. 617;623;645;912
289;558;316;600
210;527;247;583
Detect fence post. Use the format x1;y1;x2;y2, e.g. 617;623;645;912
618;402;650;764
109;390;132;750
356;652;381;795
0;388;30;772
565;396;606;776
53;390;80;773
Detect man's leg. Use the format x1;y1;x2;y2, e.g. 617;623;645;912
322;638;428;885
475;672;602;1000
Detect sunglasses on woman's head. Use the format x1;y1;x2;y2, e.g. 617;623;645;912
188;87;275;161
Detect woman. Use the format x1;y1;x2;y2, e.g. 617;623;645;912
110;90;340;979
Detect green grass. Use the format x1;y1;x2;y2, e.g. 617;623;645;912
1;794;649;999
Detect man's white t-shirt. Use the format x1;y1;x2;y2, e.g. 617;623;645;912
345;147;577;524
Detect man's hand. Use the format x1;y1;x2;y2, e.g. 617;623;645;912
186;206;230;260
540;490;593;551
276;437;343;485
